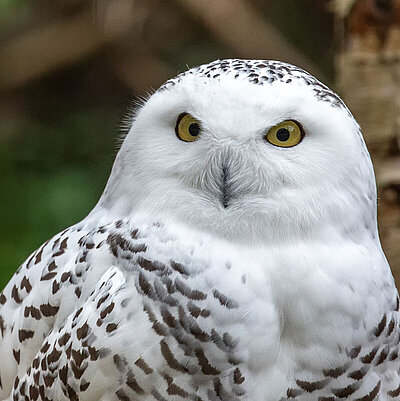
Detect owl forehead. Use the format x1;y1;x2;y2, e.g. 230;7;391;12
160;59;345;110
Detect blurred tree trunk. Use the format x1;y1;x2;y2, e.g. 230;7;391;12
335;0;400;283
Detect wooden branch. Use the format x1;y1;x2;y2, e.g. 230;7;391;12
174;0;324;79
0;0;139;91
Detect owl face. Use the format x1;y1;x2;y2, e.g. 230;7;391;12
102;60;376;243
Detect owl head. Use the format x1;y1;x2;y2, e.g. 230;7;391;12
97;59;377;244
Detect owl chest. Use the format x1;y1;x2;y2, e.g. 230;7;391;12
130;254;285;400
119;226;386;400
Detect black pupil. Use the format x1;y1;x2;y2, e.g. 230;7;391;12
276;128;290;142
189;123;200;136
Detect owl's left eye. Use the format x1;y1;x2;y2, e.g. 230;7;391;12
175;113;202;142
265;120;304;148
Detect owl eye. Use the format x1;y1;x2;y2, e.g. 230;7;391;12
265;120;304;148
175;113;202;142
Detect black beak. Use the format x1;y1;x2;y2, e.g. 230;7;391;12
221;164;230;209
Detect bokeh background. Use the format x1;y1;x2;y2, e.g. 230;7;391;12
0;0;399;290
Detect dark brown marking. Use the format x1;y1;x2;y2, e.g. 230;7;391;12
361;346;379;364
134;357;153;375
375;314;387;337
53;237;68;257
178;306;210;342
295;379;328;393
0;315;4;337
100;302;115;319
160;307;176;328
116;389;130;401
47;348;62;364
18;329;34;342
323;364;347;378
388;384;400;397
40;303;59;317
61;272;71;283
74;307;83;319
40;342;50;353
67;384;79;401
71;363;86;379
188;302;202;318
167;382;188;397
43;374;55;388
152;389;169;401
113;354;127;372
354;381;380;401
12;285;22;304
143;304;157;323
32;356;40;369
213;289;239;309
41;272;57;281
0;293;6;305
13;349;20;364
107;233;147;257
96;294;109;309
347;346;361;359
71;349;86;367
387;318;395;336
76;323;90;340
126;370;145;394
20;276;32;293
106;323;118;333
137;257;169;274
80;381;90;392
29;385;39;401
138;273;155;298
175;278;207;300
170;261;189;276
233;367;245;384
33;371;40;385
59;365;68;386
24;306;41;320
331;383;359;398
195;348;221;375
88;346;100;361
347;366;368;380
211;329;233;353
376;348;388;365
52;280;60;294
58;333;71;347
35;247;44;264
160;339;187;373
47;261;57;272
287;388;303;398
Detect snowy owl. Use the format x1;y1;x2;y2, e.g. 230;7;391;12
0;59;399;401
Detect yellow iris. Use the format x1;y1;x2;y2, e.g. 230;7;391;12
175;113;202;142
265;120;304;148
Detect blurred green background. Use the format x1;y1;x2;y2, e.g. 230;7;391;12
0;0;335;289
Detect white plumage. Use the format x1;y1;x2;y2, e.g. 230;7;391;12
0;59;399;401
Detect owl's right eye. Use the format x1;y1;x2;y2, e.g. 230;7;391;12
175;113;202;142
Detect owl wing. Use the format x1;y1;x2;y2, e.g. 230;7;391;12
1;218;249;401
10;266;130;401
0;220;118;400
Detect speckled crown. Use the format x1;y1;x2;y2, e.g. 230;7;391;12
160;59;344;110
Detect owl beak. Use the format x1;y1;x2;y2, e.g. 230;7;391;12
221;164;231;209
